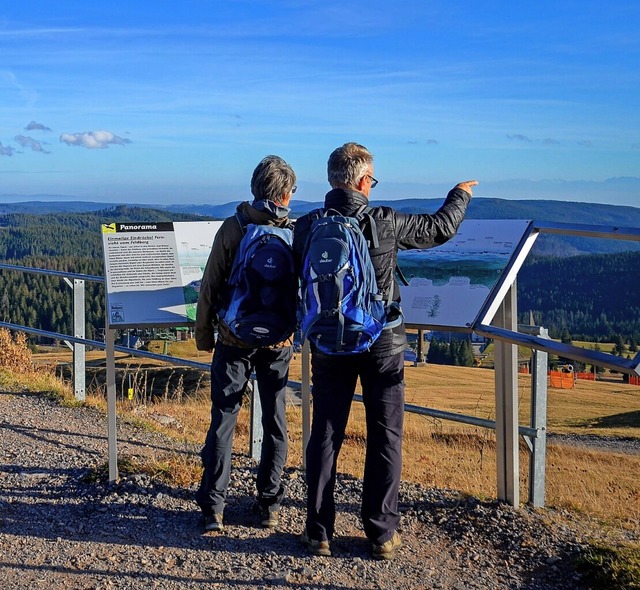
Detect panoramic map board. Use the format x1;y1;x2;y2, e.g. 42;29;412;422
102;221;222;328
398;219;535;330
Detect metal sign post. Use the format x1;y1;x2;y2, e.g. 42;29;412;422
301;340;311;470
249;379;263;462
493;282;519;506
105;326;119;482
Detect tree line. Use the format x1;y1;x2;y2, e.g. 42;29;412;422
0;207;206;342
517;251;640;342
1;209;638;345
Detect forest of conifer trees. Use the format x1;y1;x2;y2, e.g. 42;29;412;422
1;208;638;345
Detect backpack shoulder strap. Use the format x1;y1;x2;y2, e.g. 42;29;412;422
234;211;248;235
354;205;379;249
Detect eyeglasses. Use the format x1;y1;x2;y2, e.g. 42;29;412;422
366;175;379;188
291;185;297;194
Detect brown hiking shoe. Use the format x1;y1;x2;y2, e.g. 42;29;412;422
259;506;280;529
372;531;401;560
301;529;331;557
203;512;224;533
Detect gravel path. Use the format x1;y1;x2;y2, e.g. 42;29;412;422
547;432;640;455
0;391;594;589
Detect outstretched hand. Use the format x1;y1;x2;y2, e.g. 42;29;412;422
455;180;478;196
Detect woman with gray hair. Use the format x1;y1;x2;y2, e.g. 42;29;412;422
195;155;297;532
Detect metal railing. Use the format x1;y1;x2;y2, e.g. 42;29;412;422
1;261;548;505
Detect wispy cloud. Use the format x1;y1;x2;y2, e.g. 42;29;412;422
578;140;593;148
0;70;38;108
25;121;52;132
59;130;132;149
507;134;532;142
508;134;562;146
0;142;15;156
15;134;51;154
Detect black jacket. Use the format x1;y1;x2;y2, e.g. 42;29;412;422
195;200;292;350
292;187;471;357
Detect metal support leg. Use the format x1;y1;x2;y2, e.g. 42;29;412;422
415;329;427;367
105;327;118;482
494;283;519;506
529;339;548;507
301;340;311;470
249;378;263;461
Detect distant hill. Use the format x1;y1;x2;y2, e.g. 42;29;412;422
0;200;117;214
367;198;640;256
160;197;640;256
1;197;638;256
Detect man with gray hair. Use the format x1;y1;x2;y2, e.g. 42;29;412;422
195;155;297;532
292;142;476;560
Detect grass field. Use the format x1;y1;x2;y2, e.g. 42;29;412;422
19;336;640;532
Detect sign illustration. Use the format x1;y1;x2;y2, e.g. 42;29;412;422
398;219;535;329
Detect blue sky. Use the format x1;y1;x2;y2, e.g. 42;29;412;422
1;0;639;206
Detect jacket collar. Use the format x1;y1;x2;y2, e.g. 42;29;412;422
237;199;290;226
324;188;369;212
252;198;291;219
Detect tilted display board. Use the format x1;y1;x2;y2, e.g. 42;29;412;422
399;219;536;330
102;221;222;328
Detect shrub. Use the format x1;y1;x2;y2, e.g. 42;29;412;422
0;328;32;373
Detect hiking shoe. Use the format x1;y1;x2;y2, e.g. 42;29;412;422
301;529;331;557
372;531;401;561
259;506;280;528
203;512;224;533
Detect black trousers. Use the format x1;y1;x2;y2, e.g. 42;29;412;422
196;342;291;516
306;350;405;545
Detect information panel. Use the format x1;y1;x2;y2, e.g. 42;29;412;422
102;221;222;328
398;219;535;329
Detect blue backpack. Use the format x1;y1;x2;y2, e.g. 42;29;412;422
298;207;387;354
220;217;297;346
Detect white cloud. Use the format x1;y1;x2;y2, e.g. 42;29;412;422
15;134;51;154
59;130;132;149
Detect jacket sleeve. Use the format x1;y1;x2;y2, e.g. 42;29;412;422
194;217;240;351
393;187;472;250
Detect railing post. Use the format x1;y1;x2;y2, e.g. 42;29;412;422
64;277;87;401
72;279;86;401
529;329;549;507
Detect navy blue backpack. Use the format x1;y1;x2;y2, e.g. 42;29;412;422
298;207;388;354
220;217;297;346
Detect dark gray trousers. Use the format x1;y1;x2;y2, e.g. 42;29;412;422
196;342;291;516
306;350;405;545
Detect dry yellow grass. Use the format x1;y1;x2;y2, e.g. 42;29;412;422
0;328;70;395
23;336;640;532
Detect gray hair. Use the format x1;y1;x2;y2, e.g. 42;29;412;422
251;155;297;203
327;142;373;189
